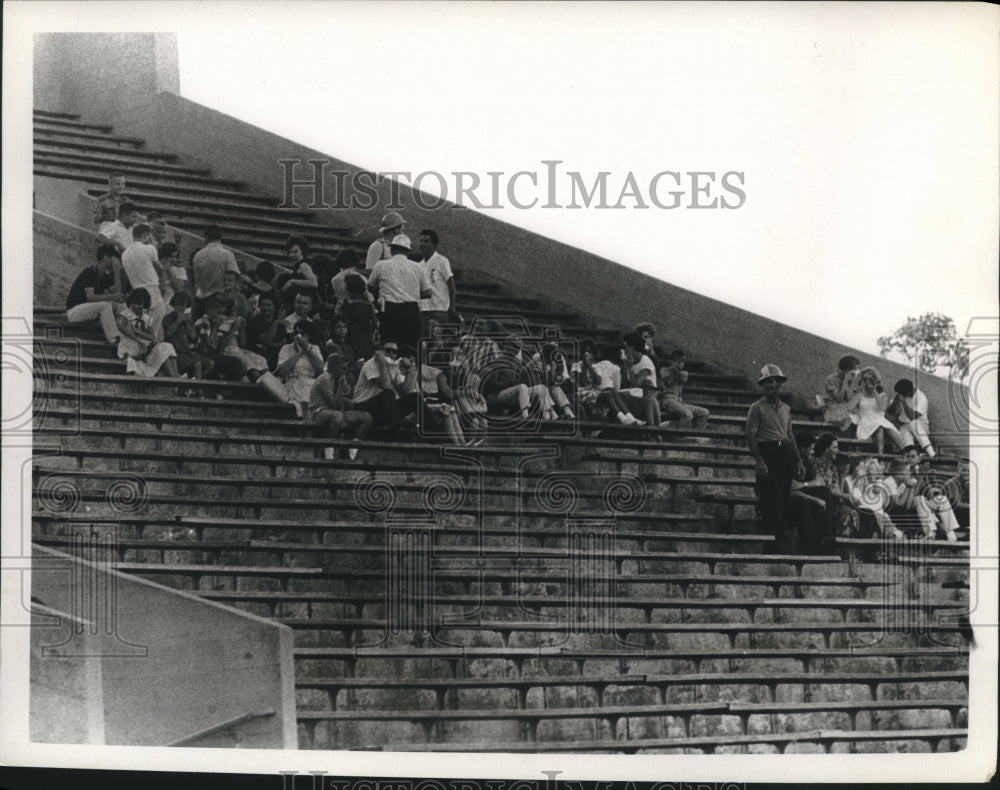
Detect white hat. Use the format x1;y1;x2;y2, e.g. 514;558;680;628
379;211;406;233
389;233;412;251
757;363;787;384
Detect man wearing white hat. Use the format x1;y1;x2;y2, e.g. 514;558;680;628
367;233;432;346
746;364;806;551
366;211;406;271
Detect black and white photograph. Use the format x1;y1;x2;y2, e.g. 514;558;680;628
2;2;998;786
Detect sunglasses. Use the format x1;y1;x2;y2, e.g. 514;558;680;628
383;347;399;355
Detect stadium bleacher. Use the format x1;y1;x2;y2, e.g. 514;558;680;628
31;107;970;753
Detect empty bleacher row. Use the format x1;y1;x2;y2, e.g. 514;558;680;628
31;107;970;753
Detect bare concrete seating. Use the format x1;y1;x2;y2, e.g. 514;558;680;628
383;727;968;753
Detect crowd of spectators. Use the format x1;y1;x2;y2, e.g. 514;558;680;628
67;187;965;555
745;358;961;554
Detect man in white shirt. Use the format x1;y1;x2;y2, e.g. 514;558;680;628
353;341;408;439
888;378;935;457
417;229;456;333
121;223;166;339
624;332;662;426
367;234;432;346
97;202;139;255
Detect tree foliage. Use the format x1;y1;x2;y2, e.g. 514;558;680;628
877;312;969;380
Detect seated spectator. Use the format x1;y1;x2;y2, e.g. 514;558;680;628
115;288;179;378
325;314;362;384
149;218;170;246
157;242;188;309
221;270;251;322
65;244;125;345
659;350;710;430
194;295;297;412
529;342;575;420
622;332;661;427
309;353;372;460
310;254;337;309
330;248;366;305
162;291;214;380
943;459;970;529
276;320;326;415
887;378;936;458
121;223;166;340
633;322;666;365
790;432;856;552
885;458;959;542
339;275;378;360
366;211;405;271
847;366;904;454
368;234;432;346
277;235;318;308
92;173;130;226
416;346;477;446
484;328;556;420
281;289;329;349
97;201;139;256
819;355;861;431
243;260;279;310
353;340;410;438
245;293;289;370
847;457;906;540
571;339;641;425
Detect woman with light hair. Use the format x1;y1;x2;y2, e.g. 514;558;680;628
847;366;904;454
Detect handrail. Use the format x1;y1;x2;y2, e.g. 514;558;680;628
167;708;275;747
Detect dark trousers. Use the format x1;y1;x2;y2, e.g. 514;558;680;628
790;485;835;553
379;302;421;346
357;389;402;437
755;440;796;547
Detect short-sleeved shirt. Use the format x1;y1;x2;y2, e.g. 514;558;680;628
366;238;392;271
310;372;355;413
630;355;657;388
331;269;373;305
121;242;160;290
368;255;431;305
419;252;453;312
746;397;794;443
660;366;689;398
193;241;240;300
66;266;115;310
353;356;404;404
98;220;133;250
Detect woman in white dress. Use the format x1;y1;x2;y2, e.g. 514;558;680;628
847;366;904;454
116;288;179;378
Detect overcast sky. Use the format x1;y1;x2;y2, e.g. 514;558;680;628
168;3;998;359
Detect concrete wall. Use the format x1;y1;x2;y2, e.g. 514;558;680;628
32;34;969;452
30;604;105;744
32;178;265;308
33;33;178;123
30;543;297;748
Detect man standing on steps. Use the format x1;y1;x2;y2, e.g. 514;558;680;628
417;228;457;335
92;172;131;226
367;234;431;347
746;364;805;552
192;224;240;318
366;211;406;271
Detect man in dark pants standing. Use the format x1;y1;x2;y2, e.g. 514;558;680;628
746;364;805;553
